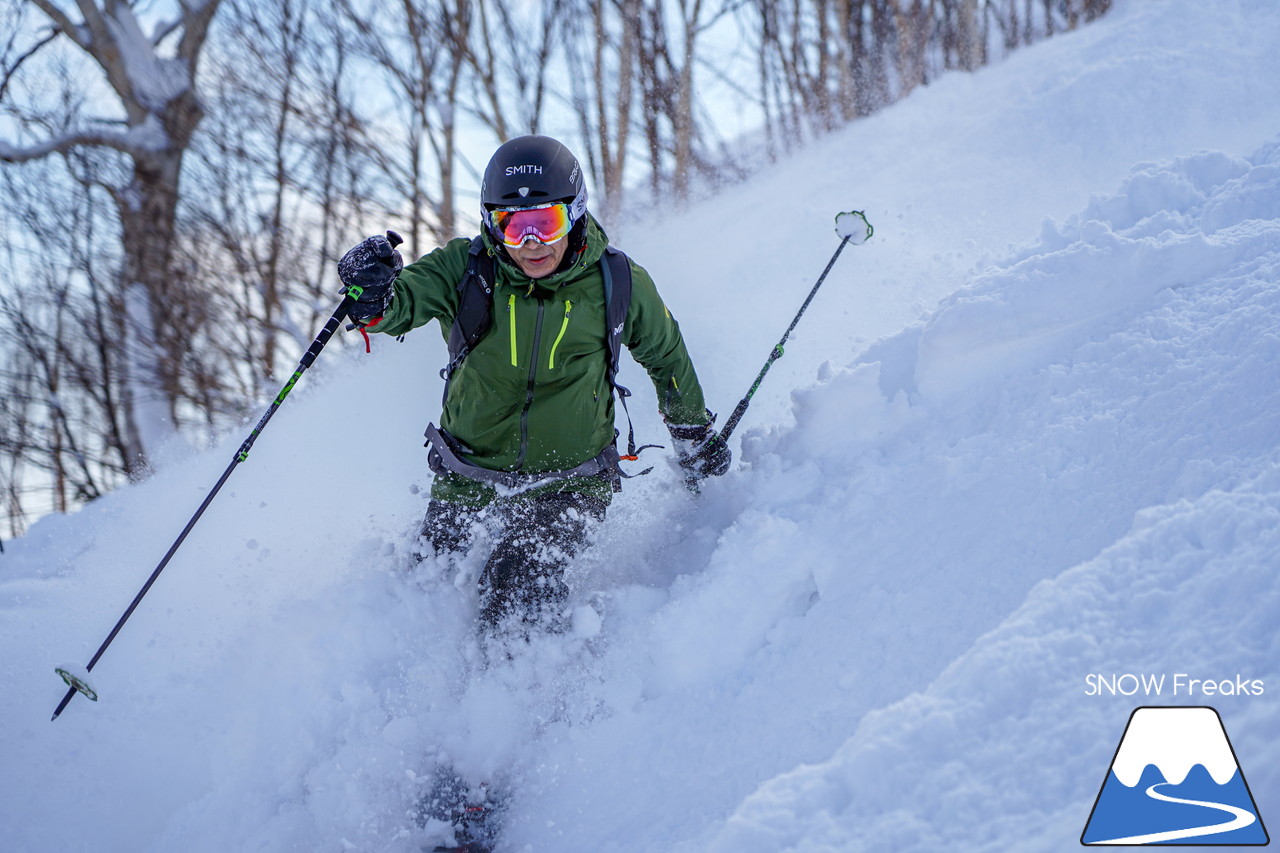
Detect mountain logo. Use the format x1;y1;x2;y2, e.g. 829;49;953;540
1082;706;1269;846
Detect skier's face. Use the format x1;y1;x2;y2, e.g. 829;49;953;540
508;235;568;279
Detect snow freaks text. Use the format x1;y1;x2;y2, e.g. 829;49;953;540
1085;674;1265;698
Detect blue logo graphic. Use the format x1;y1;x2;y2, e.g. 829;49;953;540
1082;706;1269;846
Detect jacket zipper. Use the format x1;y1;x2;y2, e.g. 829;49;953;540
514;297;545;470
508;294;518;367
548;300;572;369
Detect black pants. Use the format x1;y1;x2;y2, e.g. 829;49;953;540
419;491;607;632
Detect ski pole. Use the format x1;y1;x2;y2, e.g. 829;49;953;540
50;243;394;721
718;211;873;445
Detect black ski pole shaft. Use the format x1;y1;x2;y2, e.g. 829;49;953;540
719;236;848;444
719;214;872;445
51;295;356;721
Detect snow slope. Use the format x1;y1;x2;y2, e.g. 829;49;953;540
3;1;1279;851
702;138;1280;853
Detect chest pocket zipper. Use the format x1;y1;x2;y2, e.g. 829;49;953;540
548;300;573;369
508;294;518;367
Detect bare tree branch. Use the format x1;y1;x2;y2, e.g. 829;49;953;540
0;28;60;103
0;119;163;162
150;14;184;47
28;0;89;50
177;0;222;67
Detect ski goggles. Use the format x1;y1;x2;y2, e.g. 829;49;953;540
487;202;574;248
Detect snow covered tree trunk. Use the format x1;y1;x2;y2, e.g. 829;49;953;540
957;0;983;71
1;0;223;477
116;134;192;474
833;0;860;123
891;0;930;98
564;0;638;223
672;0;705;201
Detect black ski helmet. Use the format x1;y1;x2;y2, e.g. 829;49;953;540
481;135;588;222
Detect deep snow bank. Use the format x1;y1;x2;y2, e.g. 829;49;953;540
708;470;1280;853
702;138;1280;853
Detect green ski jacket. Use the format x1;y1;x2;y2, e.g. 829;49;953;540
371;216;710;505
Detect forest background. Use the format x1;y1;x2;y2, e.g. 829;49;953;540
0;0;1109;540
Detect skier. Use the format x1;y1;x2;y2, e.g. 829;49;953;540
338;134;729;633
339;135;729;635
336;135;729;849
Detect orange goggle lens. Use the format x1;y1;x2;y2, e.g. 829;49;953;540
489;203;573;248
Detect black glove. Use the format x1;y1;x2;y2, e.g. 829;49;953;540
338;230;403;323
668;418;732;481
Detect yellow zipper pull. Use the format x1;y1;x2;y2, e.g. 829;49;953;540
549;300;573;369
509;294;518;367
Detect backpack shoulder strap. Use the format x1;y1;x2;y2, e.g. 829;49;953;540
600;246;632;391
600;246;658;466
440;236;494;403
